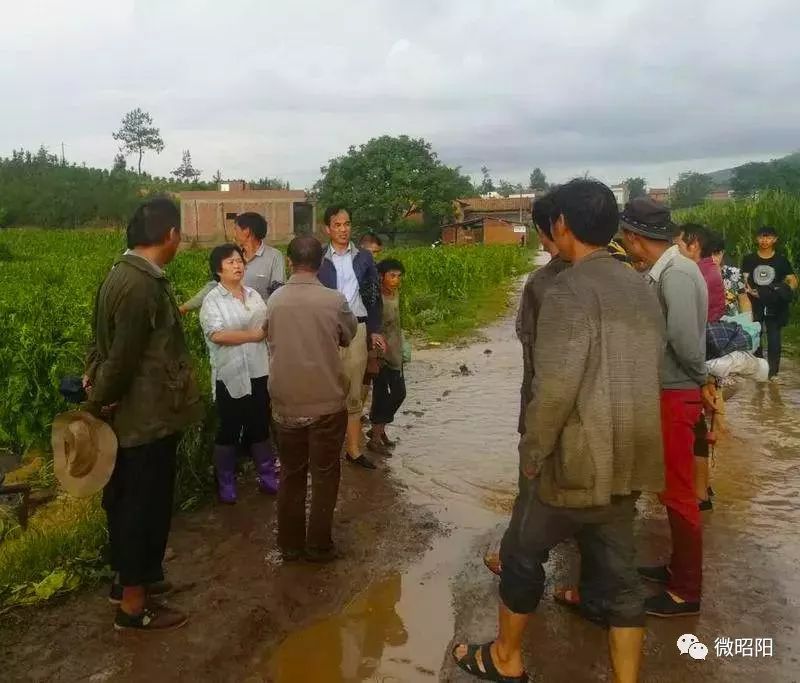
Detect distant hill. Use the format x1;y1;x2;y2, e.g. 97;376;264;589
707;151;800;188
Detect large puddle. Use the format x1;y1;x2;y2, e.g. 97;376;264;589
258;266;800;682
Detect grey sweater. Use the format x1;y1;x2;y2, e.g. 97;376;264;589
650;246;708;389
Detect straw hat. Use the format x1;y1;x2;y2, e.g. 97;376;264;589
52;411;118;497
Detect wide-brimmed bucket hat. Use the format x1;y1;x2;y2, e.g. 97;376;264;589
52;411;117;497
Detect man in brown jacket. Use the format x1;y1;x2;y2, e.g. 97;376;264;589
265;236;358;562
453;180;665;683
85;198;203;631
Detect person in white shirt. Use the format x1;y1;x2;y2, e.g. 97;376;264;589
199;243;277;503
317;207;386;469
181;212;286;314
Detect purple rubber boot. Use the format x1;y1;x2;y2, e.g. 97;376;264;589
213;445;238;504
251;440;279;494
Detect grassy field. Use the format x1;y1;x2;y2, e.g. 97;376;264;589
0;229;530;608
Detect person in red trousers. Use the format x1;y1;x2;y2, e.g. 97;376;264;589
621;198;717;617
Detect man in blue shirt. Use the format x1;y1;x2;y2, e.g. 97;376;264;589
318;206;385;469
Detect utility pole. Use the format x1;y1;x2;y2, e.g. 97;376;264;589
61;142;66;165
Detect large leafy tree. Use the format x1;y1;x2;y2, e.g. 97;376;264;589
112;108;165;175
316;135;473;244
671;171;713;209
624;177;647;199
528;167;549;191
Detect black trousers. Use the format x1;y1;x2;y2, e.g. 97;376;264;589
369;366;406;425
755;317;783;377
499;480;645;627
215;376;269;445
102;434;180;586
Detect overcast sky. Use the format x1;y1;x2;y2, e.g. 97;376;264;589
2;0;798;189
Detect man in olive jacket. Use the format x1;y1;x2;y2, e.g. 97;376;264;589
453;180;665;683
85;198;202;632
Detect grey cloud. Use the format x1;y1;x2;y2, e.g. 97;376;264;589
1;0;799;187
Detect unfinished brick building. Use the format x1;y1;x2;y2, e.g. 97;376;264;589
179;181;316;245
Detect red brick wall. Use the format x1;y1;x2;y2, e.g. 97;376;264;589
483;218;523;245
441;226;480;244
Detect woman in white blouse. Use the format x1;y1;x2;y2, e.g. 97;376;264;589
200;244;277;504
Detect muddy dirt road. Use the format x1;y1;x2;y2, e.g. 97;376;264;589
4;275;800;682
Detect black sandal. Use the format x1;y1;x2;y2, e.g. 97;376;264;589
451;642;528;682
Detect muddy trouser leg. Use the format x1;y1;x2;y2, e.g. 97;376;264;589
275;423;311;554
574;495;645;627
369;366;406;425
307;411;347;552
499;480;581;614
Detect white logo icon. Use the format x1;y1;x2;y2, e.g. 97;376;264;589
689;642;709;660
677;633;699;655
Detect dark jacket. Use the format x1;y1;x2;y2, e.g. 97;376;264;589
85;254;203;448
317;245;382;335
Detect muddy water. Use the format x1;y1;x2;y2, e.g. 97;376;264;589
262;268;800;682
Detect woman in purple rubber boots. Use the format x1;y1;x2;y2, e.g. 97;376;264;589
200;243;278;503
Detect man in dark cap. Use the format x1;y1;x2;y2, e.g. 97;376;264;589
621;197;716;618
741;225;798;382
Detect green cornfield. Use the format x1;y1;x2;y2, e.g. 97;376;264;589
675;190;800;265
0;228;529;607
384;244;531;332
676;190;800;325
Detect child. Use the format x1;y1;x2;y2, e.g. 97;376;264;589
358;231;384;420
366;258;406;456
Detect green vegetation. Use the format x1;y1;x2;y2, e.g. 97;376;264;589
0;147;213;229
623;177;647;199
675;190;800;267
671;171;714;209
386;244;531;341
730;152;800;197
315;135;474;245
0;229;529;608
676;190;800;335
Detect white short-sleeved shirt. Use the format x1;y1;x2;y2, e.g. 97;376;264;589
199;284;268;399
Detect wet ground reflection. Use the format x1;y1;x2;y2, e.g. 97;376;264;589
262;276;800;681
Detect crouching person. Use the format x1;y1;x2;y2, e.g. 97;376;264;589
265;236;358;562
